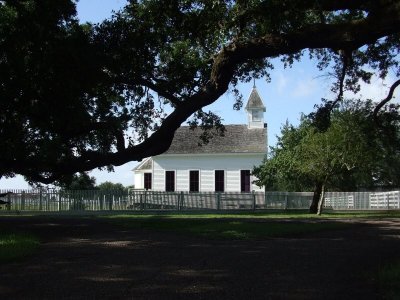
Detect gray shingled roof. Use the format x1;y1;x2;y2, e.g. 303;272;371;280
245;88;266;111
164;125;267;154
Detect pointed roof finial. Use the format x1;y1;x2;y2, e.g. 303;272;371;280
253;78;256;88
245;85;266;112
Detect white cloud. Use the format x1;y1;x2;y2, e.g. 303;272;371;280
276;71;288;94
291;78;319;98
0;176;31;190
339;74;400;103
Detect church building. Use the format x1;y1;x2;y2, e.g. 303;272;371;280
133;86;267;192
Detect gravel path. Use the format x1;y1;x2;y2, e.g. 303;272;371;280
0;216;399;299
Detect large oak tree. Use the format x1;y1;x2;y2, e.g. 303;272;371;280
1;0;400;184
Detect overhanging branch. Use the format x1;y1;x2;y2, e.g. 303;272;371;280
6;0;400;183
373;78;400;118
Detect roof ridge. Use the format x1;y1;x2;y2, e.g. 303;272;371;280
164;124;267;154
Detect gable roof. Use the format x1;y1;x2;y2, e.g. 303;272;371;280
132;157;153;171
163;124;267;155
245;87;266;111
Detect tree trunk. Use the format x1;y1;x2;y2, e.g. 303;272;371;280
317;184;326;215
309;182;323;214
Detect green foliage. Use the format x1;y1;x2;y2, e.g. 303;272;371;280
56;172;97;190
254;99;400;192
97;181;126;192
0;0;399;183
0;233;40;263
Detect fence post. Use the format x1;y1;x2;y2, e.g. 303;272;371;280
58;192;62;211
216;193;221;210
179;191;184;211
252;191;256;211
108;192;112;211
39;188;43;211
284;193;288;210
6;193;11;211
46;191;49;211
387;193;390;210
21;191;25;210
264;192;268;209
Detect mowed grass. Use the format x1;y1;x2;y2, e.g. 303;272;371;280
378;260;400;300
101;210;400;219
104;210;400;294
104;214;351;239
101;210;400;239
0;232;40;263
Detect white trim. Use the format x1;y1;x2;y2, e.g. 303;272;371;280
156;152;265;158
252;110;263;122
132;157;153;171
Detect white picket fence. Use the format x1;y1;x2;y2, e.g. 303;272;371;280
324;195;355;209
264;191;400;210
0;189;399;211
369;191;400;209
324;191;400;210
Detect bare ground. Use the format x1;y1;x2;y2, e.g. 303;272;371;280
0;215;399;300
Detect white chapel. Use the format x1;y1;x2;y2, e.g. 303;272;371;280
133;86;267;192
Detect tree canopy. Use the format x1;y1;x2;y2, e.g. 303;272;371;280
53;173;127;191
1;0;400;184
253;99;400;213
56;172;97;190
97;181;126;192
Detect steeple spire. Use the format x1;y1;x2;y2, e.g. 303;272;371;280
245;86;266;129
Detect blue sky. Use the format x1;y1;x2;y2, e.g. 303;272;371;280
0;0;397;189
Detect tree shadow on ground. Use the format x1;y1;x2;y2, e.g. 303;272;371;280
0;217;399;299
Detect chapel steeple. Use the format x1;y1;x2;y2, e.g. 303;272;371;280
245;84;266;129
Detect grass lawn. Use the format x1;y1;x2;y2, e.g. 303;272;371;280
101;209;400;220
104;211;400;296
378;260;400;300
0;232;40;263
0;211;398;296
100;209;400;239
103;214;351;239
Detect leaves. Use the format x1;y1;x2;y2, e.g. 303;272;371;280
254;99;400;191
0;0;399;183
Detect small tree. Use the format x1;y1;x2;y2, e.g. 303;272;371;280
97;181;126;192
55;172;96;211
56;173;97;190
254;99;400;214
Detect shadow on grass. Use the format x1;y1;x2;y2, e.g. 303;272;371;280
103;214;352;240
0;232;40;263
0;216;399;299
